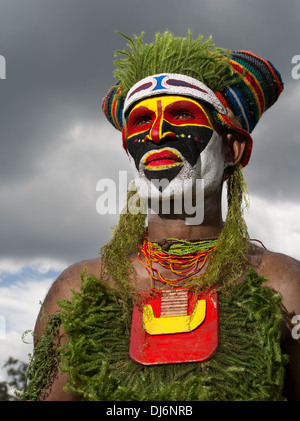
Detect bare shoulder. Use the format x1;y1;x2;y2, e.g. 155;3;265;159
253;247;300;401
247;245;300;400
247;243;300;310
255;247;300;314
35;257;102;332
48;257;102;301
33;257;102;401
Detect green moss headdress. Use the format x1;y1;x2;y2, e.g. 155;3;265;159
103;30;283;167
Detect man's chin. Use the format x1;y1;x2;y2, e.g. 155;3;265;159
129;156;198;199
134;172;195;202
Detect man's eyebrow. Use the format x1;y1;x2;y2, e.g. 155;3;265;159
129;105;154;118
165;100;203;111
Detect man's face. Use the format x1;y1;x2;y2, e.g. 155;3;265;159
124;95;227;200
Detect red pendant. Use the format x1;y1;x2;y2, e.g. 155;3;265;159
129;287;218;365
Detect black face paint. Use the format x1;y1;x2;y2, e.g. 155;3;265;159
127;120;213;179
125;96;215;181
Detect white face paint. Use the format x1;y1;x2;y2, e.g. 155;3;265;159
198;130;228;197
130;131;227;205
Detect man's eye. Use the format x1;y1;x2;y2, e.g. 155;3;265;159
136;118;151;126
134;118;151;127
176;112;194;120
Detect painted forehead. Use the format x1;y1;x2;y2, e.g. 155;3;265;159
131;95;212;118
128;95;214;132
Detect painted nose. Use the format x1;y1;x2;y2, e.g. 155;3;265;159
147;103;163;143
143;99;174;144
145;129;177;144
145;116;177;144
144;99;178;144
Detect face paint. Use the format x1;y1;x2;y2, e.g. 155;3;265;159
126;96;214;175
125;95;227;205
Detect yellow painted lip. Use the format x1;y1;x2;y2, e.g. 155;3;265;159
143;299;206;335
143;148;183;170
145;161;183;170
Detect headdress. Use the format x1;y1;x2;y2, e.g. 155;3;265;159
102;31;284;167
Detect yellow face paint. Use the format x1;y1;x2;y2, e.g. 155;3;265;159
127;95;214;142
126;95;216;173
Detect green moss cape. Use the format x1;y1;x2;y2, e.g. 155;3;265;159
20;267;288;401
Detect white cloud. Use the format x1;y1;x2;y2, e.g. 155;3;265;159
221;188;300;262
0;278;53;331
245;195;300;260
0;258;66;276
0;271;55;382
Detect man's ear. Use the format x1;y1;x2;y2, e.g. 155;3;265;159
223;133;246;166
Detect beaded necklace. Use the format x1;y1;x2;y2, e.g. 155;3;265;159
138;233;218;288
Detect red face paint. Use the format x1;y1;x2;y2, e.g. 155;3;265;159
148;99;163;143
126;95;215;173
127;95;214;141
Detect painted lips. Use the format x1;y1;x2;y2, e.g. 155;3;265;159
143;149;183;169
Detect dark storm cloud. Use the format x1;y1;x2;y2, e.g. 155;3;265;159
0;0;201;184
244;82;300;202
0;0;299;265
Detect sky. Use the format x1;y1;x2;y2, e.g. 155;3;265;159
0;0;300;386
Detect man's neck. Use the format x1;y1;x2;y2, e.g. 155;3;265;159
146;183;224;241
147;205;223;242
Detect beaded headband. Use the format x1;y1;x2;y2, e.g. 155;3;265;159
103;45;283;168
123;73;227;118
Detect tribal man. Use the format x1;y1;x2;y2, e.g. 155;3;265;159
21;31;300;401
